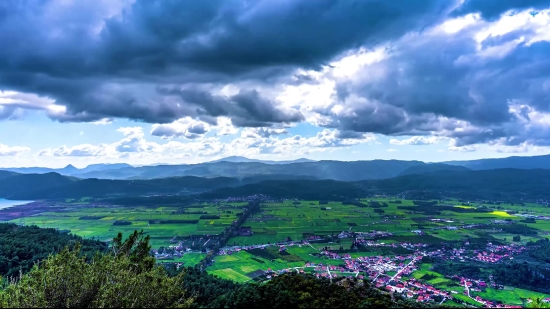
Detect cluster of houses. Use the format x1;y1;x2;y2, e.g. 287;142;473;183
419;243;526;264
385;278;453;303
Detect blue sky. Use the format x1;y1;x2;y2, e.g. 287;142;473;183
1;0;550;168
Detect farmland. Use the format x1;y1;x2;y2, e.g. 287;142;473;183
4;196;550;306
1;199;247;247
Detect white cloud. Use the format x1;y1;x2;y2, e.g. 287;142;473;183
151;118;210;139
91;118;113;125
390;136;443;146
0;144;30;156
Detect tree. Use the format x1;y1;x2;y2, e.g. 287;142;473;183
513;235;521;242
0;231;193;308
528;298;550;308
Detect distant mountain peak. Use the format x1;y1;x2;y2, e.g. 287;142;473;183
211;156;316;164
62;164;79;170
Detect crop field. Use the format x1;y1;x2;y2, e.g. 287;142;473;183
7;197;550;248
6;197;550;249
4;202;246;247
229;198;550;247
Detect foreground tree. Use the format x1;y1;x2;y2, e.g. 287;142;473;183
0;231;193;308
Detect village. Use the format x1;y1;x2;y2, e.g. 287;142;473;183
204;230;536;307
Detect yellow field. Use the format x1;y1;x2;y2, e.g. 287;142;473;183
490;211;514;217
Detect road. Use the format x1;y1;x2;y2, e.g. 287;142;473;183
389;257;418;283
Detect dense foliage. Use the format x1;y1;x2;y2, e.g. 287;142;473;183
0;223;107;277
0;231;193;308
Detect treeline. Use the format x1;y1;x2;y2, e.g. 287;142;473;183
0;223;107;277
198;200;262;269
493;263;550;294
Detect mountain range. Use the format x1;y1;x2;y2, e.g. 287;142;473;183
2;153;550;182
3;167;550;201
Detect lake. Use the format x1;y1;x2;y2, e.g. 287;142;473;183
0;198;33;210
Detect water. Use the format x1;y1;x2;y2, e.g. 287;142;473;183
0;198;33;210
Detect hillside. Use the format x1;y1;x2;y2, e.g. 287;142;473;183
361;168;550;199
199;179;367;200
1;174;242;200
0;172;76;199
0;222;107;277
398;163;470;176
0;173;321;200
445;154;550;170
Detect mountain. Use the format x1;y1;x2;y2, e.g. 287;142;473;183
210;156;315;164
397;163;470;176
0;173;76;199
0;170;18;180
71;160;427;180
1;163;134;176
5;168;550;200
0;173;320;200
444;154;550;170
76;163;133;174
359;168;550;199
8;153;550;181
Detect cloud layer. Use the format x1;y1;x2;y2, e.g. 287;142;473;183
1;0;550;160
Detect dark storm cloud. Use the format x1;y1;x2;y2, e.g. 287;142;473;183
452;0;550;20
0;0;454;124
160;88;304;127
320;17;550;147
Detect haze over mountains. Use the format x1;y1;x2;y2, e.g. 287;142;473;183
4;154;550;181
3;154;550;200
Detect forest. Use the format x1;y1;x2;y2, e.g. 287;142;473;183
0;223;107;277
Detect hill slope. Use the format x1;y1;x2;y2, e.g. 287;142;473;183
445;154;550;170
398;163;470;176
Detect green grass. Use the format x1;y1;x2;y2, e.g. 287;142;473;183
171;253;206;267
471;287;550;306
208;268;252;283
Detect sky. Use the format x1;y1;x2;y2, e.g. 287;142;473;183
1;0;550;168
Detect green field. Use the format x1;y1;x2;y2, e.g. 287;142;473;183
10;198;550;248
6;202;246;247
471;287;550;306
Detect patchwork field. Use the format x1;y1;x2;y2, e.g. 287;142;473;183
3;200;247;247
6;197;550;248
230;198;550;247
